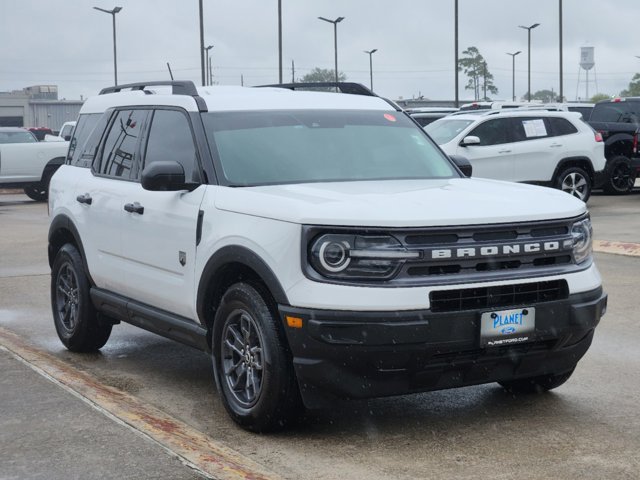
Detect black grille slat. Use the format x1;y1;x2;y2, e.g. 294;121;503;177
429;280;568;313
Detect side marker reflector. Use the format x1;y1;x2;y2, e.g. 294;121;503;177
286;316;303;329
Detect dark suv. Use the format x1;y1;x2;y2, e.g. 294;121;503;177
588;98;640;194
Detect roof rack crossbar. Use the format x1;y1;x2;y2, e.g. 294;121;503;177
98;80;207;112
255;82;376;97
99;80;199;96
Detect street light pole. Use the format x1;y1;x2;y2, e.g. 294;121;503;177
559;0;563;101
454;0;459;107
278;0;283;83
204;45;213;86
364;49;378;91
93;6;122;86
318;16;345;87
519;23;540;102
506;51;522;102
199;0;205;86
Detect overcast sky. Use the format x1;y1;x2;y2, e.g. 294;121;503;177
1;0;639;102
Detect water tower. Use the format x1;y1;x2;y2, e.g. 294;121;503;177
576;46;598;100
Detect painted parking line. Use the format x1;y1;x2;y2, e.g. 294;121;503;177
0;327;283;480
593;240;640;257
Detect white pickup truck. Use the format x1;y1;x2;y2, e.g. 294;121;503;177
0;127;68;201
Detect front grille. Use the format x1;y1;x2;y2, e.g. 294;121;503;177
429;280;569;313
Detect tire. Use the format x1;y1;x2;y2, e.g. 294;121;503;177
23;167;55;202
602;155;637;195
555;166;591;202
51;244;112;352
23;183;48;202
498;368;575;394
212;282;302;432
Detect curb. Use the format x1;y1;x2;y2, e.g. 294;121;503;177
593;240;640;258
0;327;283;480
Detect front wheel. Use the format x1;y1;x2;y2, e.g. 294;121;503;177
555;166;591;202
23;183;48;202
51;244;112;352
212;283;302;432
603;155;636;194
498;368;575;394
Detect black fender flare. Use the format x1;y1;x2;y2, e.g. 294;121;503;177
604;133;634;157
43;157;65;181
552;156;595;182
48;214;94;285
196;245;290;326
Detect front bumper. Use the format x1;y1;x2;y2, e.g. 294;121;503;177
280;287;607;409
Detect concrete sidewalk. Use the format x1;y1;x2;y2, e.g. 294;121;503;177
0;349;205;480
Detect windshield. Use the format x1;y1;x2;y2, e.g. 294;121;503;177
425;118;474;145
202;110;457;186
0;131;37;144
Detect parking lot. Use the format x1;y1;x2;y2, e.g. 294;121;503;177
1;190;639;480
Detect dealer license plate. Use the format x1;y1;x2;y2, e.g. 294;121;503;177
480;307;535;347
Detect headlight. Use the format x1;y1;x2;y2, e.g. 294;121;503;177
571;218;593;264
309;234;420;280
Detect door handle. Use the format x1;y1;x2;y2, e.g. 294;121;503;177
76;194;92;205
124;202;144;215
498;149;512;154
550;144;563;148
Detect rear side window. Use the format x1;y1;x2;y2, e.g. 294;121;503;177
468;118;511;145
547;117;578;136
511;117;550;142
590;102;640;124
143;109;200;182
97;109;149;180
67;113;103;167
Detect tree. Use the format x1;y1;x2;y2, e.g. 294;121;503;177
620;73;640;97
299;68;346;83
590;93;611;103
458;47;498;101
529;89;557;103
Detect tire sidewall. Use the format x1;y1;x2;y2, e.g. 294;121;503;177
212;283;292;430
555;166;591;202
605;155;636;194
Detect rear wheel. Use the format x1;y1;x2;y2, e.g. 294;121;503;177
51;244;112;352
212;282;302;432
555;166;591;202
499;368;575;394
603;155;636;194
23;183;48;202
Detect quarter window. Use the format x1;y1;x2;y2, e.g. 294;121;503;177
67;113;102;167
99;110;148;179
548;117;578;136
143;109;199;181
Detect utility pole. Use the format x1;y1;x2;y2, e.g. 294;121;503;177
199;0;205;86
559;0;564;101
291;60;295;83
278;0;283;83
454;0;459;107
318;16;345;88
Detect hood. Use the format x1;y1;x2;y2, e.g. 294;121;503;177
213;178;587;227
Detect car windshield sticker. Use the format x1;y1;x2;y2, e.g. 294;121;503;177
522;119;547;137
384;113;397;122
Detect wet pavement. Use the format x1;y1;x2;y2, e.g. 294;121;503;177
1;191;639;480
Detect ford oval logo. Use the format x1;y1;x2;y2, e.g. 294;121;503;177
501;326;516;334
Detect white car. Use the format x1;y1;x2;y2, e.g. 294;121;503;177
48;81;606;431
426;110;607;202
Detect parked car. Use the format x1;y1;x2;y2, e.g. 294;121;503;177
45;121;77;142
27;127;54;141
48;80;606;432
407;107;458;127
425;109;606;202
0;127;68;200
588;97;640;194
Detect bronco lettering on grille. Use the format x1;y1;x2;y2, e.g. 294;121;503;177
430;241;563;259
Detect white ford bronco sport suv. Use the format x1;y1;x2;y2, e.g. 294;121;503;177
48;81;607;432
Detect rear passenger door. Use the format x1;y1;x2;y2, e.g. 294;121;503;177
507;116;557;182
117;108;206;320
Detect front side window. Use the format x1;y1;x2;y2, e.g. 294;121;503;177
468;118;511;146
425;119;474;144
98;110;148;179
202;110;458;186
143;109;199;182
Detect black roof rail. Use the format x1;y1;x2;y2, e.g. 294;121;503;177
256;82;376;97
98;80;207;112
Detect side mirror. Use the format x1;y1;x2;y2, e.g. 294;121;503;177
450;155;472;177
141;161;196;191
461;135;481;146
